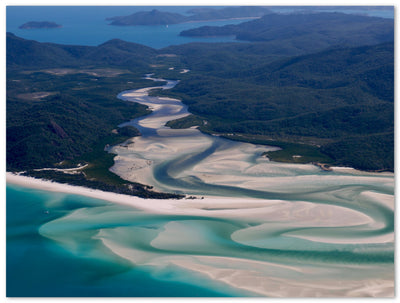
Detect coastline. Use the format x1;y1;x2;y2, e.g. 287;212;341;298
183;16;260;24
6;172;183;215
6;172;393;240
6;171;394;297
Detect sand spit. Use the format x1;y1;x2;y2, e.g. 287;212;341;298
7;172;392;242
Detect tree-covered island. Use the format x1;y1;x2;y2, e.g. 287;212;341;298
19;21;62;29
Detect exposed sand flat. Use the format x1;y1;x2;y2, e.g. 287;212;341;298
8;169;394;297
84;223;395;298
109;155;154;184
285;232;394;244
111;77;394;205
107;242;393;297
49;207;390;297
8;172;392;246
168;256;394;297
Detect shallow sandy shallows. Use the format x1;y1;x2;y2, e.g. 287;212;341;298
6;172;382;224
7;173;394;297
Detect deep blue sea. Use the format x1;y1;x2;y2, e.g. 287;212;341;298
6;6;394;49
6;6;254;49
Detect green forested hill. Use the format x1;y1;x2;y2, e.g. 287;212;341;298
107;9;187;25
19;21;62;29
160;42;394;171
181;12;394;51
7;33;159;171
7;23;394;173
6;33;185;198
7;33;157;70
106;6;273;26
7;78;149;170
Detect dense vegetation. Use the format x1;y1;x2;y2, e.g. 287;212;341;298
159;41;394;171
19;21;62;29
6;69;154;170
6;32;165;172
7;33;157;70
6;33;186;198
107;9;187;26
22;170;183;199
7;10;394;181
181;12;394;50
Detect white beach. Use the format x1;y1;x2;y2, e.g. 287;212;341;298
7;172;391;230
7;171;394;297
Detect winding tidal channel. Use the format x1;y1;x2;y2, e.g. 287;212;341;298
31;76;394;297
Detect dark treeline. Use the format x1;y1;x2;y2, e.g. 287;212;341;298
22;170;184;199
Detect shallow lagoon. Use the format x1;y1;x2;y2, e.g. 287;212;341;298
7;184;247;297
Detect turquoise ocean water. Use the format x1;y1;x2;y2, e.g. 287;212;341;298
6;185;243;297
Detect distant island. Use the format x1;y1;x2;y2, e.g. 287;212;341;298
180;12;392;43
19;21;62;29
106;6;273;26
107;9;186;26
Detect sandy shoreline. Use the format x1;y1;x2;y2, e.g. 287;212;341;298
7;172;394;297
6;172;187;215
6;172;393;242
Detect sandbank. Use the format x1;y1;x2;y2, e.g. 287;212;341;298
168;255;394;297
93;228;394;297
8;172;394;297
7;172;392;244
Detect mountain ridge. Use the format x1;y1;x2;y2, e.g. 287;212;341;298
106;6;273;26
180;12;394;50
7;33;394;171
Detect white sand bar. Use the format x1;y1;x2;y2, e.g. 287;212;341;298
7;172;394;297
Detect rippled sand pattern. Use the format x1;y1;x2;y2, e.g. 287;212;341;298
40;76;394;297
